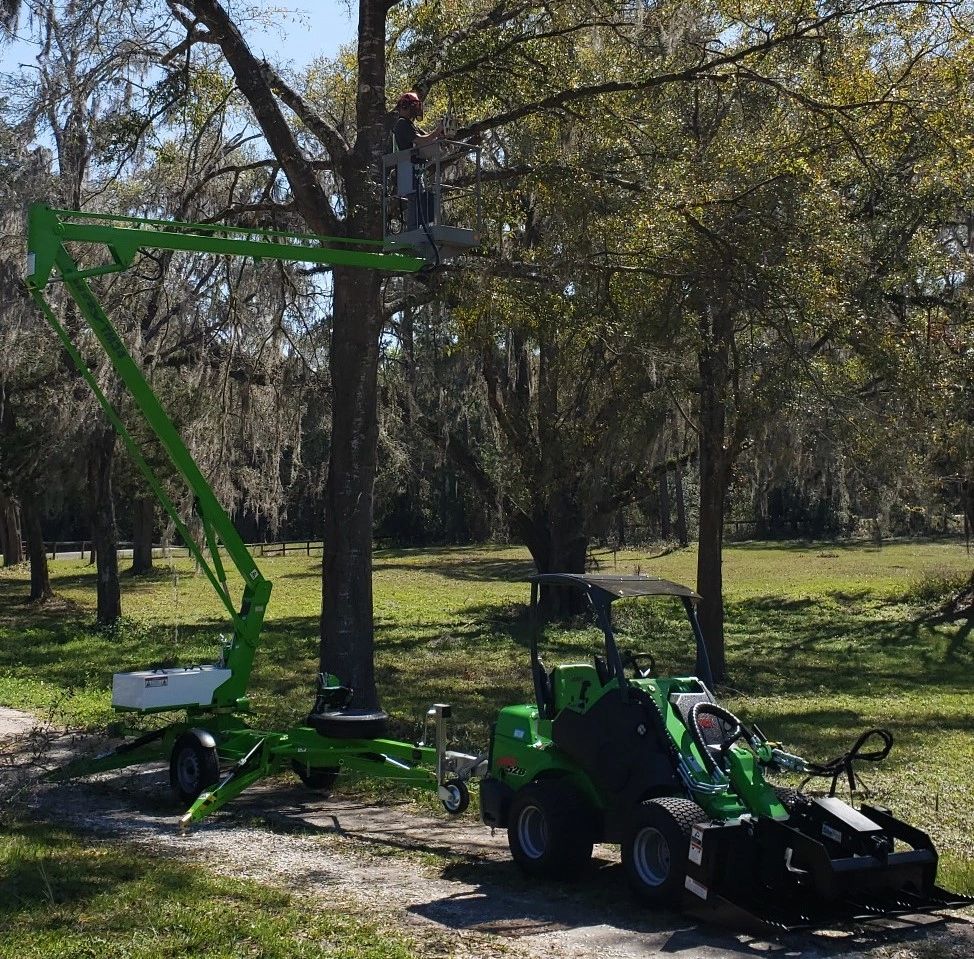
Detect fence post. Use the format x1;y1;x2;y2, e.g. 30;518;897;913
307;540;311;556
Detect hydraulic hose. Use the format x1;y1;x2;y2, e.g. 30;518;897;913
413;162;441;269
800;728;893;797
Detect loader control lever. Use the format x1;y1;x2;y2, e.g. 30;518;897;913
622;650;657;678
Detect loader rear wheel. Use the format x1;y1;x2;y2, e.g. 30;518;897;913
170;731;220;804
623;798;708;906
291;761;340;793
507;780;594;880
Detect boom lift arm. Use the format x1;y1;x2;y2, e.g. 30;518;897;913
25;204;426;711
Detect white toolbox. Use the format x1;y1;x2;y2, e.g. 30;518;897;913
112;665;231;711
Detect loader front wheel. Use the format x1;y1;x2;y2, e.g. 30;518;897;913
507;781;594;880
623;798;707;906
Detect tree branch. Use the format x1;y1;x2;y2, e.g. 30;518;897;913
259;61;350;165
168;0;341;235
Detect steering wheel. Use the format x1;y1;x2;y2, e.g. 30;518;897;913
690;702;761;775
622;650;657;679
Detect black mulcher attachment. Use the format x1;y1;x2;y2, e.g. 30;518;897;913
686;783;973;931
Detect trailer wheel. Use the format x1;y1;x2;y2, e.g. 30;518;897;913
291;761;340;793
441;779;470;815
170;731;220;803
622;798;708;906
507;780;594;880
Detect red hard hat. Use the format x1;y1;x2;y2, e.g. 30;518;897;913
396;91;422;111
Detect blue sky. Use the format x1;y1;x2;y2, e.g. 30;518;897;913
0;4;355;76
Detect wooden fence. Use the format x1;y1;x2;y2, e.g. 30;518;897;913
32;540;326;561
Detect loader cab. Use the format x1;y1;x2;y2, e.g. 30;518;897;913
527;573;714;720
381;137;482;263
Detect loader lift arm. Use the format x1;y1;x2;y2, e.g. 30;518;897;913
25;204;426;710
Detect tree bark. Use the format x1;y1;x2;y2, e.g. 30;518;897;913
0;492;23;566
658;470;672;540
320;265;384;706
673;456;689;547
132;495;154;575
695;300;733;683
22;494;52;602
523;497;589;617
87;426;121;625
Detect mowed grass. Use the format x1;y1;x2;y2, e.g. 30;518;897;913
0;823;417;959
1;540;972;892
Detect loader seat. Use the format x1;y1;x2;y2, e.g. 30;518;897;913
550;664;602;713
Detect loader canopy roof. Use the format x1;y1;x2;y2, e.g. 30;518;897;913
528;573;700;605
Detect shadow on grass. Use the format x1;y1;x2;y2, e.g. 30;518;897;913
0;823;194;918
373;554;536;582
722;536;967;552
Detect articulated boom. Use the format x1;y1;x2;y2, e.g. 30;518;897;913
25;204;426;712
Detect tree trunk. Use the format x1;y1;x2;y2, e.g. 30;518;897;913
674;456;688;547
132;495;154;575
524;498;589;617
22;494;52;602
695;301;733;683
174;0;388;700
87;426;121;625
321;265;384;708
0;492;23;566
658;470;672;540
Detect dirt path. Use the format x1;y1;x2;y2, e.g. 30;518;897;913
2;709;971;959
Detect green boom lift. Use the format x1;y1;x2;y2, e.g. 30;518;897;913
25;199;482;825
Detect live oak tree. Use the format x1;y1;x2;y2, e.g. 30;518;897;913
392;0;974;677
164;0;428;708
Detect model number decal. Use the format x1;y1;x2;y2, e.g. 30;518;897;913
822;824;843;843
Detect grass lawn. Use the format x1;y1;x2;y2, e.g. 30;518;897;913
1;539;972;897
0;823;418;959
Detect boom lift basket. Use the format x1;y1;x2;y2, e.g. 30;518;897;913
382;139;482;260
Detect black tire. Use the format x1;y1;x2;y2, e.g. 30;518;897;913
622;798;708;906
507;780;595;880
291;760;340;793
441;779;470;815
170;731;221;804
307;708;389;739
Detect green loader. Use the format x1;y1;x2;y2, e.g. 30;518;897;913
479;573;972;931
